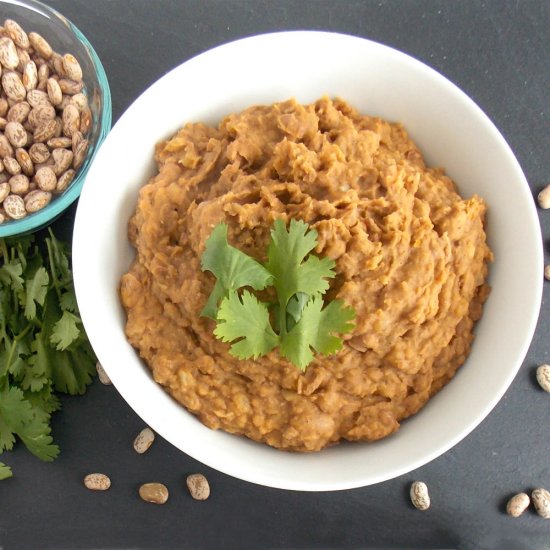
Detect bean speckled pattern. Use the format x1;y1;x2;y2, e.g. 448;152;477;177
410;481;430;511
532;488;550;519
186;474;210;501
133;427;155;454
83;473;111;491
536;365;550;393
506;493;530;518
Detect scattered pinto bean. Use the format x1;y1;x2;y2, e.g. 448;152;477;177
538;184;550;209
83;473;111;491
506;493;530;517
133;427;155;454
536;364;550;393
532;488;550;519
95;361;112;385
410;481;430;511
186;473;210;501
139;483;169;504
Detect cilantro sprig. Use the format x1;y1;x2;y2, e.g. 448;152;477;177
0;230;96;479
201;219;355;370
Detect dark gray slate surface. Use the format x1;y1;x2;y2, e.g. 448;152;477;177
1;1;550;549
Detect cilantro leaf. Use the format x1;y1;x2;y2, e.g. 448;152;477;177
280;297;355;371
0;259;24;292
24;386;61;416
265;219;336;333
214;290;278;359
24;332;51;392
0;386;33;452
50;348;95;395
23;266;49;320
0;462;12;480
202;220;356;371
59;289;78;313
201;223;273;319
18;417;59;461
0;231;97;479
1;336;31;380
50;311;81;351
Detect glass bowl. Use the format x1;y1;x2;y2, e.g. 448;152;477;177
0;0;112;237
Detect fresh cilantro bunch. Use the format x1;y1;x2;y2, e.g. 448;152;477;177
201;219;355;370
0;230;96;480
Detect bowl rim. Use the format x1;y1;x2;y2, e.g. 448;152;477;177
0;0;112;237
73;30;543;491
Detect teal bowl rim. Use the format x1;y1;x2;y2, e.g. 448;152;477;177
0;0;112;238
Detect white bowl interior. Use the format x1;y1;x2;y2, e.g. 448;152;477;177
73;31;542;491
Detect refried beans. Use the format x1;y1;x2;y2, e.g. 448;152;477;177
120;97;492;452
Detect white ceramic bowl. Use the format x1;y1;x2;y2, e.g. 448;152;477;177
73;31;543;491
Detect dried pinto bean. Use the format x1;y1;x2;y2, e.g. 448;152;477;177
7;101;30;123
0;17;91;222
0;37;19;70
5;120;27;147
15;147;33;176
3;156;20;175
139;483;169;504
4;20;30;50
46;77;62;106
0;180;9;201
186;474;210;501
28;142;49;163
56;169;74;193
28;32;53;59
83;473;111;491
34;166;56;191
2;70;25;100
24;189;51;212
3;193;25;218
9;173;29;195
72;139;88;169
22;60;37;90
52;148;73;175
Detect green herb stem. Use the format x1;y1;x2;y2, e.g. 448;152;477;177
278;300;287;336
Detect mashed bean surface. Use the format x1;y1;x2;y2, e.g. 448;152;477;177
120;97;492;451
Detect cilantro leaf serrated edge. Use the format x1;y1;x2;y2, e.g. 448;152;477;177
201;223;273;319
214;290;278;360
0;462;12;480
280;297;356;371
